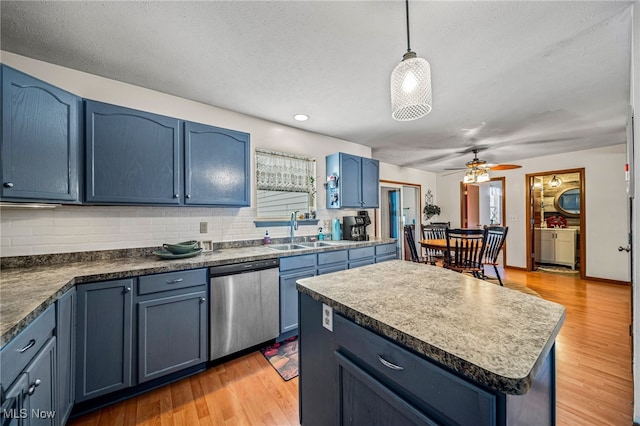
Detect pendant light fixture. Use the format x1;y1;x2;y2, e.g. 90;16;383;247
391;0;432;121
548;175;563;188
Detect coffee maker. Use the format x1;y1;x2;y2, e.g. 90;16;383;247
343;211;371;241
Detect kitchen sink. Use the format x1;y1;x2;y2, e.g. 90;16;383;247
267;244;308;251
296;241;340;248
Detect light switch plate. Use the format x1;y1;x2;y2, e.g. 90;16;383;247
198;240;213;252
200;221;208;233
322;303;333;332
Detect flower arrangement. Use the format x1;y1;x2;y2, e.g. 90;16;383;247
423;189;441;220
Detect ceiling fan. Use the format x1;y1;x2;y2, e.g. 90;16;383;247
445;149;522;172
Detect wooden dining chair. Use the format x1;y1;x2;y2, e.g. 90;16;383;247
421;224;448;265
404;225;425;263
443;228;487;278
480;226;509;286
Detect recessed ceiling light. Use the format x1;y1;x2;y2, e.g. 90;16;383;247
293;114;309;122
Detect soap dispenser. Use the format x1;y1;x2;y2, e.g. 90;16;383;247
263;230;271;245
318;227;324;241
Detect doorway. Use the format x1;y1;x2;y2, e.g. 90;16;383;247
525;168;586;278
377;181;421;261
459;177;507;267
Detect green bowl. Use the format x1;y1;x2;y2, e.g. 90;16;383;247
162;240;199;254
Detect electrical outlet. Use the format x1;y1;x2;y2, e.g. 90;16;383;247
509;216;517;222
322;303;333;332
199;221;208;233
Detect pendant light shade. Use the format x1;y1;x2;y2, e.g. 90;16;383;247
391;0;432;121
548;175;562;188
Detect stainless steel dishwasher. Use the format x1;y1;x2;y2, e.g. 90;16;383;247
209;258;280;360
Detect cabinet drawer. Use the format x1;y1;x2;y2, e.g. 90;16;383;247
138;269;207;295
375;254;396;263
375;243;396;256
334;314;496;426
1;305;55;387
317;250;348;265
349;246;375;260
280;254;316;272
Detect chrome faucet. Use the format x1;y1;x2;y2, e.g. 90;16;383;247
290;211;299;243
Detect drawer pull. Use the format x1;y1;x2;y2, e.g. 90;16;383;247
19;339;36;353
124;287;131;293
167;278;184;284
377;355;404;371
27;379;42;395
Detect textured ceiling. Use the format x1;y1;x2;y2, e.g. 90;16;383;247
0;1;633;172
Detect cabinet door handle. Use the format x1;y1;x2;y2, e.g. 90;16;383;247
124;287;131;293
377;355;404;371
186;194;191;199
3;182;14;188
27;379;42;395
200;297;206;303
174;193;179;198
166;278;184;284
19;339;36;353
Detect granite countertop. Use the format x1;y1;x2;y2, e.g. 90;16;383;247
0;238;394;347
296;260;566;395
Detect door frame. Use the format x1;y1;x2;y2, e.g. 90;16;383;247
375;180;422;260
525;168;586;278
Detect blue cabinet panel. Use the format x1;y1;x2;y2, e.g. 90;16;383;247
1;65;80;202
280;270;315;334
137;290;207;383
85;100;181;204
326;152;379;209
76;279;133;402
24;336;56;426
56;288;76;426
184;122;250;206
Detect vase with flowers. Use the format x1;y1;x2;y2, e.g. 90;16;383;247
423;189;441;221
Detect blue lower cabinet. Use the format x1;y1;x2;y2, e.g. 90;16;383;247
280;271;314;334
24;337;57;426
75;279;133;402
137;291;208;383
85;100;181;204
184;122;250;206
56;288;76;426
348;246;375;269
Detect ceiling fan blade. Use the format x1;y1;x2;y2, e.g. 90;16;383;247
489;164;522;170
444;167;467;171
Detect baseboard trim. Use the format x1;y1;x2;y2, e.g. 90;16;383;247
505;265;528;271
583;275;631;286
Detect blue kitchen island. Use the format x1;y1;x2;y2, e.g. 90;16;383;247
296;260;566;426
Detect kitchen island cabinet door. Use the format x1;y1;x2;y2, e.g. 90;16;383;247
85;100;181;205
184;122;250;206
56;288;76;426
137;291;207;383
1;65;80;203
76;279;133;402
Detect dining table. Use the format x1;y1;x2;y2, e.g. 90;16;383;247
419;238;448;250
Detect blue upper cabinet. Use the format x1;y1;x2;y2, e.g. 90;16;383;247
1;65;80;203
184;122;250;206
326;152;379;209
85;100;181;204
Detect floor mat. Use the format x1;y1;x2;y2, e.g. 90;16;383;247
537;265;579;274
260;336;298;381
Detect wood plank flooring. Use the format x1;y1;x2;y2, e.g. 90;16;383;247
69;269;633;426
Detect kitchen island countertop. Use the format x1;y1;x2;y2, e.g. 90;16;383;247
296;260;566;395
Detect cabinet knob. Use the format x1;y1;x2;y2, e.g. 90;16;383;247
27;379;42;395
186;194;191;199
3;182;14;188
200;297;206;303
124;287;131;293
174;193;179;198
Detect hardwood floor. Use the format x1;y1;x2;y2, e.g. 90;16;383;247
69;269;633;426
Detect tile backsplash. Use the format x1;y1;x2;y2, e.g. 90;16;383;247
1;205;348;257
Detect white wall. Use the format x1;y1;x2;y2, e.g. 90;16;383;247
631;2;640;423
437;144;629;282
0;52;434;256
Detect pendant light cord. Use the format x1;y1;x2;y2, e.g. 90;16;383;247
405;0;411;53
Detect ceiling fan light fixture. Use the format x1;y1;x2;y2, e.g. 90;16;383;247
476;168;490;183
391;0;432;121
548;175;562;188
